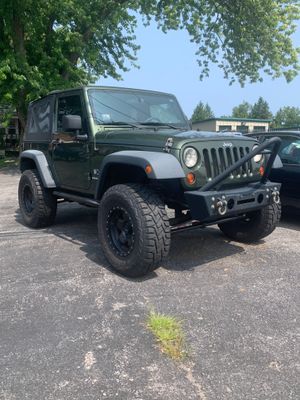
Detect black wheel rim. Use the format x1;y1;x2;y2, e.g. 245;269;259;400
106;207;135;257
23;185;35;214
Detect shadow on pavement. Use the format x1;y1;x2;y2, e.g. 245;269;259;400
165;228;244;271
15;202;246;278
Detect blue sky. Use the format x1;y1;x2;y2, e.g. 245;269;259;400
98;18;300;119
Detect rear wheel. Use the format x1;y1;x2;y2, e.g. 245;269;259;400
218;203;281;243
18;169;57;228
98;184;171;277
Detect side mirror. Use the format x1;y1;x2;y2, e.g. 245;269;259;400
62;115;82;131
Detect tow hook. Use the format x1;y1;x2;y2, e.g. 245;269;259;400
216;198;228;216
272;188;280;204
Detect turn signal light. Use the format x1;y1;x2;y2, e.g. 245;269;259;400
259;166;265;176
186;172;196;185
145;164;152;174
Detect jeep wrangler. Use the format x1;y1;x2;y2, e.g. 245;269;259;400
19;86;281;277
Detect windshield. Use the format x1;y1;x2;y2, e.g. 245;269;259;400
87;88;189;129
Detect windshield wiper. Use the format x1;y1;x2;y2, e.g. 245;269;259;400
103;121;142;129
139;122;182;130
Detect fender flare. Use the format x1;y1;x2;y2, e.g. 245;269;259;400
20;150;56;188
96;150;185;199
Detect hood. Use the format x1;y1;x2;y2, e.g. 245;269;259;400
95;128;255;149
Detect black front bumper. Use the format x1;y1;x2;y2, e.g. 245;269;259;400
185;181;281;222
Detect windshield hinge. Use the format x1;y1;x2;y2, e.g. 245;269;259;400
164;137;174;153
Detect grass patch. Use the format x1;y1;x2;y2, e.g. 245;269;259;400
0;157;18;169
147;310;187;360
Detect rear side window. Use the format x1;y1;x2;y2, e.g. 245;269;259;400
25;96;54;141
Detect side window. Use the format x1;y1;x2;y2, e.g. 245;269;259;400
26;97;53;141
278;137;300;165
57;95;83;132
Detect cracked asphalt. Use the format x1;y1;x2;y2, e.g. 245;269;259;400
0;168;299;400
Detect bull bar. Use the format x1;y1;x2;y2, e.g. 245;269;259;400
184;137;282;222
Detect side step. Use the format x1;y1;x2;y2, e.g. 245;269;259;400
53;191;100;208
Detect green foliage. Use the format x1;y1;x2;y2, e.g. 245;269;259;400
147;310;187;359
250;97;273;119
274;106;300;127
138;0;300;84
0;157;18;169
232;101;252;118
191;101;214;122
0;0;299;131
0;0;139;128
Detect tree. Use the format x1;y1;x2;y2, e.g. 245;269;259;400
274;106;300;127
191;102;214;122
232;102;252;118
0;0;299;135
250;97;273;119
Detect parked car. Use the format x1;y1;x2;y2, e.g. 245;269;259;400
19;86;282;277
248;131;300;208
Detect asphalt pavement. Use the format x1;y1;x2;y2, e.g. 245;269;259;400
0;168;299;400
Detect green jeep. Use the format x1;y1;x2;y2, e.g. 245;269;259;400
19;86;281;277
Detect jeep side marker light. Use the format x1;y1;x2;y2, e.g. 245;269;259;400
186;172;196;184
259;166;265;176
145;165;152;174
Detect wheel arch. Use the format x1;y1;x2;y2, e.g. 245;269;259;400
20;150;56;188
95;150;185;200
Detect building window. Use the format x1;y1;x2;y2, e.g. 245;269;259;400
253;126;266;132
237;125;249;133
218;125;232;132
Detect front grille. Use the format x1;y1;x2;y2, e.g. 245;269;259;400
202;146;253;179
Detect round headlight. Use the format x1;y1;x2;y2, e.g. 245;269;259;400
183;147;198;168
252;145;263;163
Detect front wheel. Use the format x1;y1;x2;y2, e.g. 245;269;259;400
218;203;281;243
98;184;171;277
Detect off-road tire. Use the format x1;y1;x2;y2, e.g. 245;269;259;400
98;184;171;277
18;169;57;228
218;203;281;243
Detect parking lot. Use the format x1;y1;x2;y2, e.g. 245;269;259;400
0;168;299;400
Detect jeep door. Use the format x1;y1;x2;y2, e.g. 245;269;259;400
51;91;91;190
270;135;300;200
